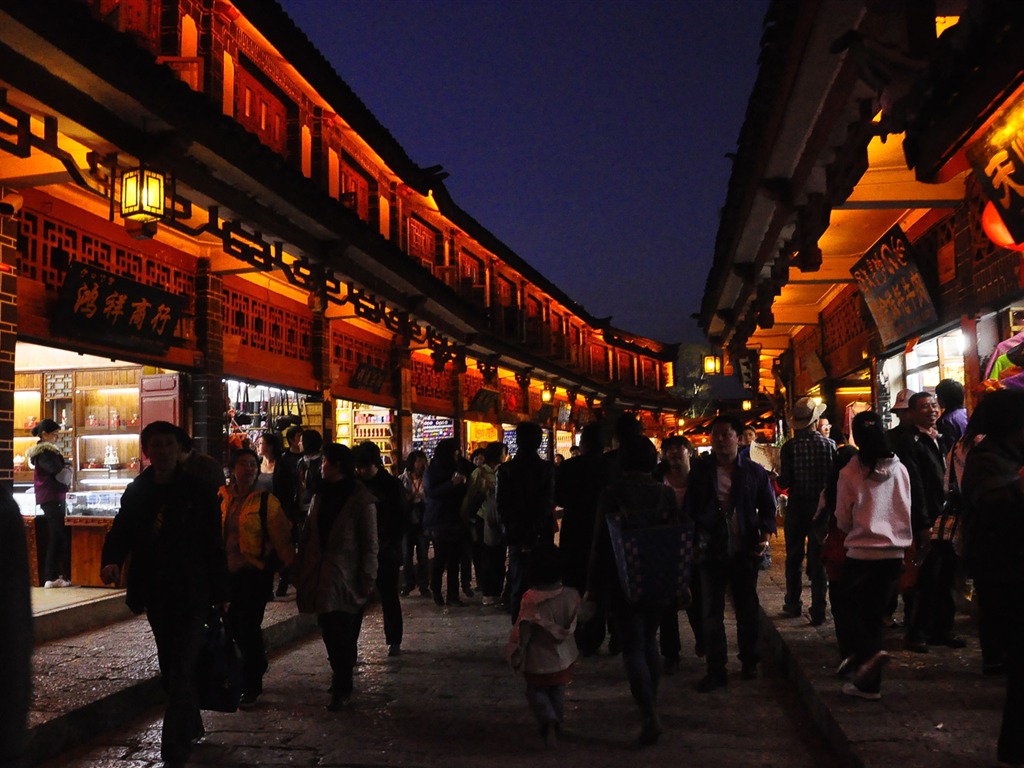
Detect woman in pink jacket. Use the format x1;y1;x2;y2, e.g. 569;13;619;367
834;411;913;701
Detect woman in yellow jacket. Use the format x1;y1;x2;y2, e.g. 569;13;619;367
220;447;294;707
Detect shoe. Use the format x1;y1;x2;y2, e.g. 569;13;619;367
433;596;446;607
448;598;466;607
696;672;727;693
854;650;890;688
462;586;475;598
808;614;825;627
388;644;401;657
542;721;558;749
905;638;929;653
400;586;412;597
326;692;350;711
481;595;496;606
238;691;259;709
663;658;680;675
45;577;72;588
928;634;966;649
836;655;857;678
637;714;662;746
781;604;802;618
842;681;881;701
740;663;757;680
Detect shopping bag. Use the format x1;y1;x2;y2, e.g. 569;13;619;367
196;610;243;713
606;515;693;606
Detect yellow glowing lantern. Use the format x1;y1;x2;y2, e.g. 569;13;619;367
703;354;722;375
742;399;752;411
541;386;553;403
121;167;165;222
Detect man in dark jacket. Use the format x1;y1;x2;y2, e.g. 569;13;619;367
101;421;228;768
354;441;408;656
423;437;469;607
893;391;961;652
685;414;776;692
496;421;555;622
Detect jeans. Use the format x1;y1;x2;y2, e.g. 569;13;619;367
41;500;70;582
525;683;565;728
427;529;461;603
699;554;761;675
147;604;207;763
833;558;901;692
783;497;827;618
377;548;403;646
659;604;681;662
613;604;662;717
226;567;273;694
318;608;365;697
403;522;430;592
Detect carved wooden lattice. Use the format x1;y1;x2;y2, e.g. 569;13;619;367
331;328;390;381
222;284;311;360
411;357;451;402
822;287;871;355
464;370;484;409
501;381;521;413
966;177;1020;308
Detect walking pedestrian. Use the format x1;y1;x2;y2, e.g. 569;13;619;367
219;447;294;707
506;543;580;749
354;441;407;656
100;421;228;768
424;438;469;607
464;441;505;606
833;412;912;700
294;443;378;711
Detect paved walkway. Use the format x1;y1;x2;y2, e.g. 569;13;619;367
25;545;1008;767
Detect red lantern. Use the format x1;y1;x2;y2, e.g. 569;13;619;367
982;201;1024;251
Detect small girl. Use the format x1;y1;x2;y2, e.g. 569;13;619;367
505;543;580;748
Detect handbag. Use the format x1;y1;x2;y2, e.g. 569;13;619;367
606;514;693;606
196;610;243;713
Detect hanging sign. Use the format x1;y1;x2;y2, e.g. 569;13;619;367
850;226;937;347
350;362;387;394
967;95;1024;243
53;260;185;352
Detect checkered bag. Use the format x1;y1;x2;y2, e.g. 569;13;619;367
606;515;694;605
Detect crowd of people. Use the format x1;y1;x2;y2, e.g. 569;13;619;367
6;377;1024;767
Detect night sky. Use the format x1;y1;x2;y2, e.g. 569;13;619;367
277;1;768;345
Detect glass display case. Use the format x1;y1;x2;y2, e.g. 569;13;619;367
74;369;143;490
353;407;394;467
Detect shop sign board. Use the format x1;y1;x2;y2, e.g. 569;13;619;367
350;362;387;394
850;226;937;347
967;96;1024;242
54;260;185;352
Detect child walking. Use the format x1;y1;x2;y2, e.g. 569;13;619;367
505;543;581;748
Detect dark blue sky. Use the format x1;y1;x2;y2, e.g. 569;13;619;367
277;1;767;345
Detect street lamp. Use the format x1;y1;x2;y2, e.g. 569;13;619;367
703;354;722;375
120;166;165;222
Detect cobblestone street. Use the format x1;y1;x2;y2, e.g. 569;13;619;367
41;591;836;767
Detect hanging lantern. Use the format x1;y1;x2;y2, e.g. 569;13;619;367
703;354;722;375
982;201;1024;252
120;167;165;222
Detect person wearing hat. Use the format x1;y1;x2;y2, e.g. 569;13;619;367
778;397;837;624
27;417;72;588
887;388;915;438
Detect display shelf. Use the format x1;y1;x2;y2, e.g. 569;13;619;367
352;407;394;466
73;371;142;490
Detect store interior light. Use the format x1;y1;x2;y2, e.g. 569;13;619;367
703;354;722;375
120;166;165;222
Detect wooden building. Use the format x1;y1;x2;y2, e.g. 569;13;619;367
699;0;1024;435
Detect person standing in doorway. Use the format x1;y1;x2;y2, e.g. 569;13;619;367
28;417;72;588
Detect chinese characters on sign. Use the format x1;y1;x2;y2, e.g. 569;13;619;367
54;261;185;352
968;97;1024;243
850;226;937;347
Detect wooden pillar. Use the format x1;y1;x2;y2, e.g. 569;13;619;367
191;256;225;461
962;314;981;414
309;288;332;443
391;340;413;467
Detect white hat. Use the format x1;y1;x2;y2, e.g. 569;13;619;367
792;396;826;430
892;388;914;411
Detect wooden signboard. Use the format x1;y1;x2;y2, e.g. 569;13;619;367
850;226;937;347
